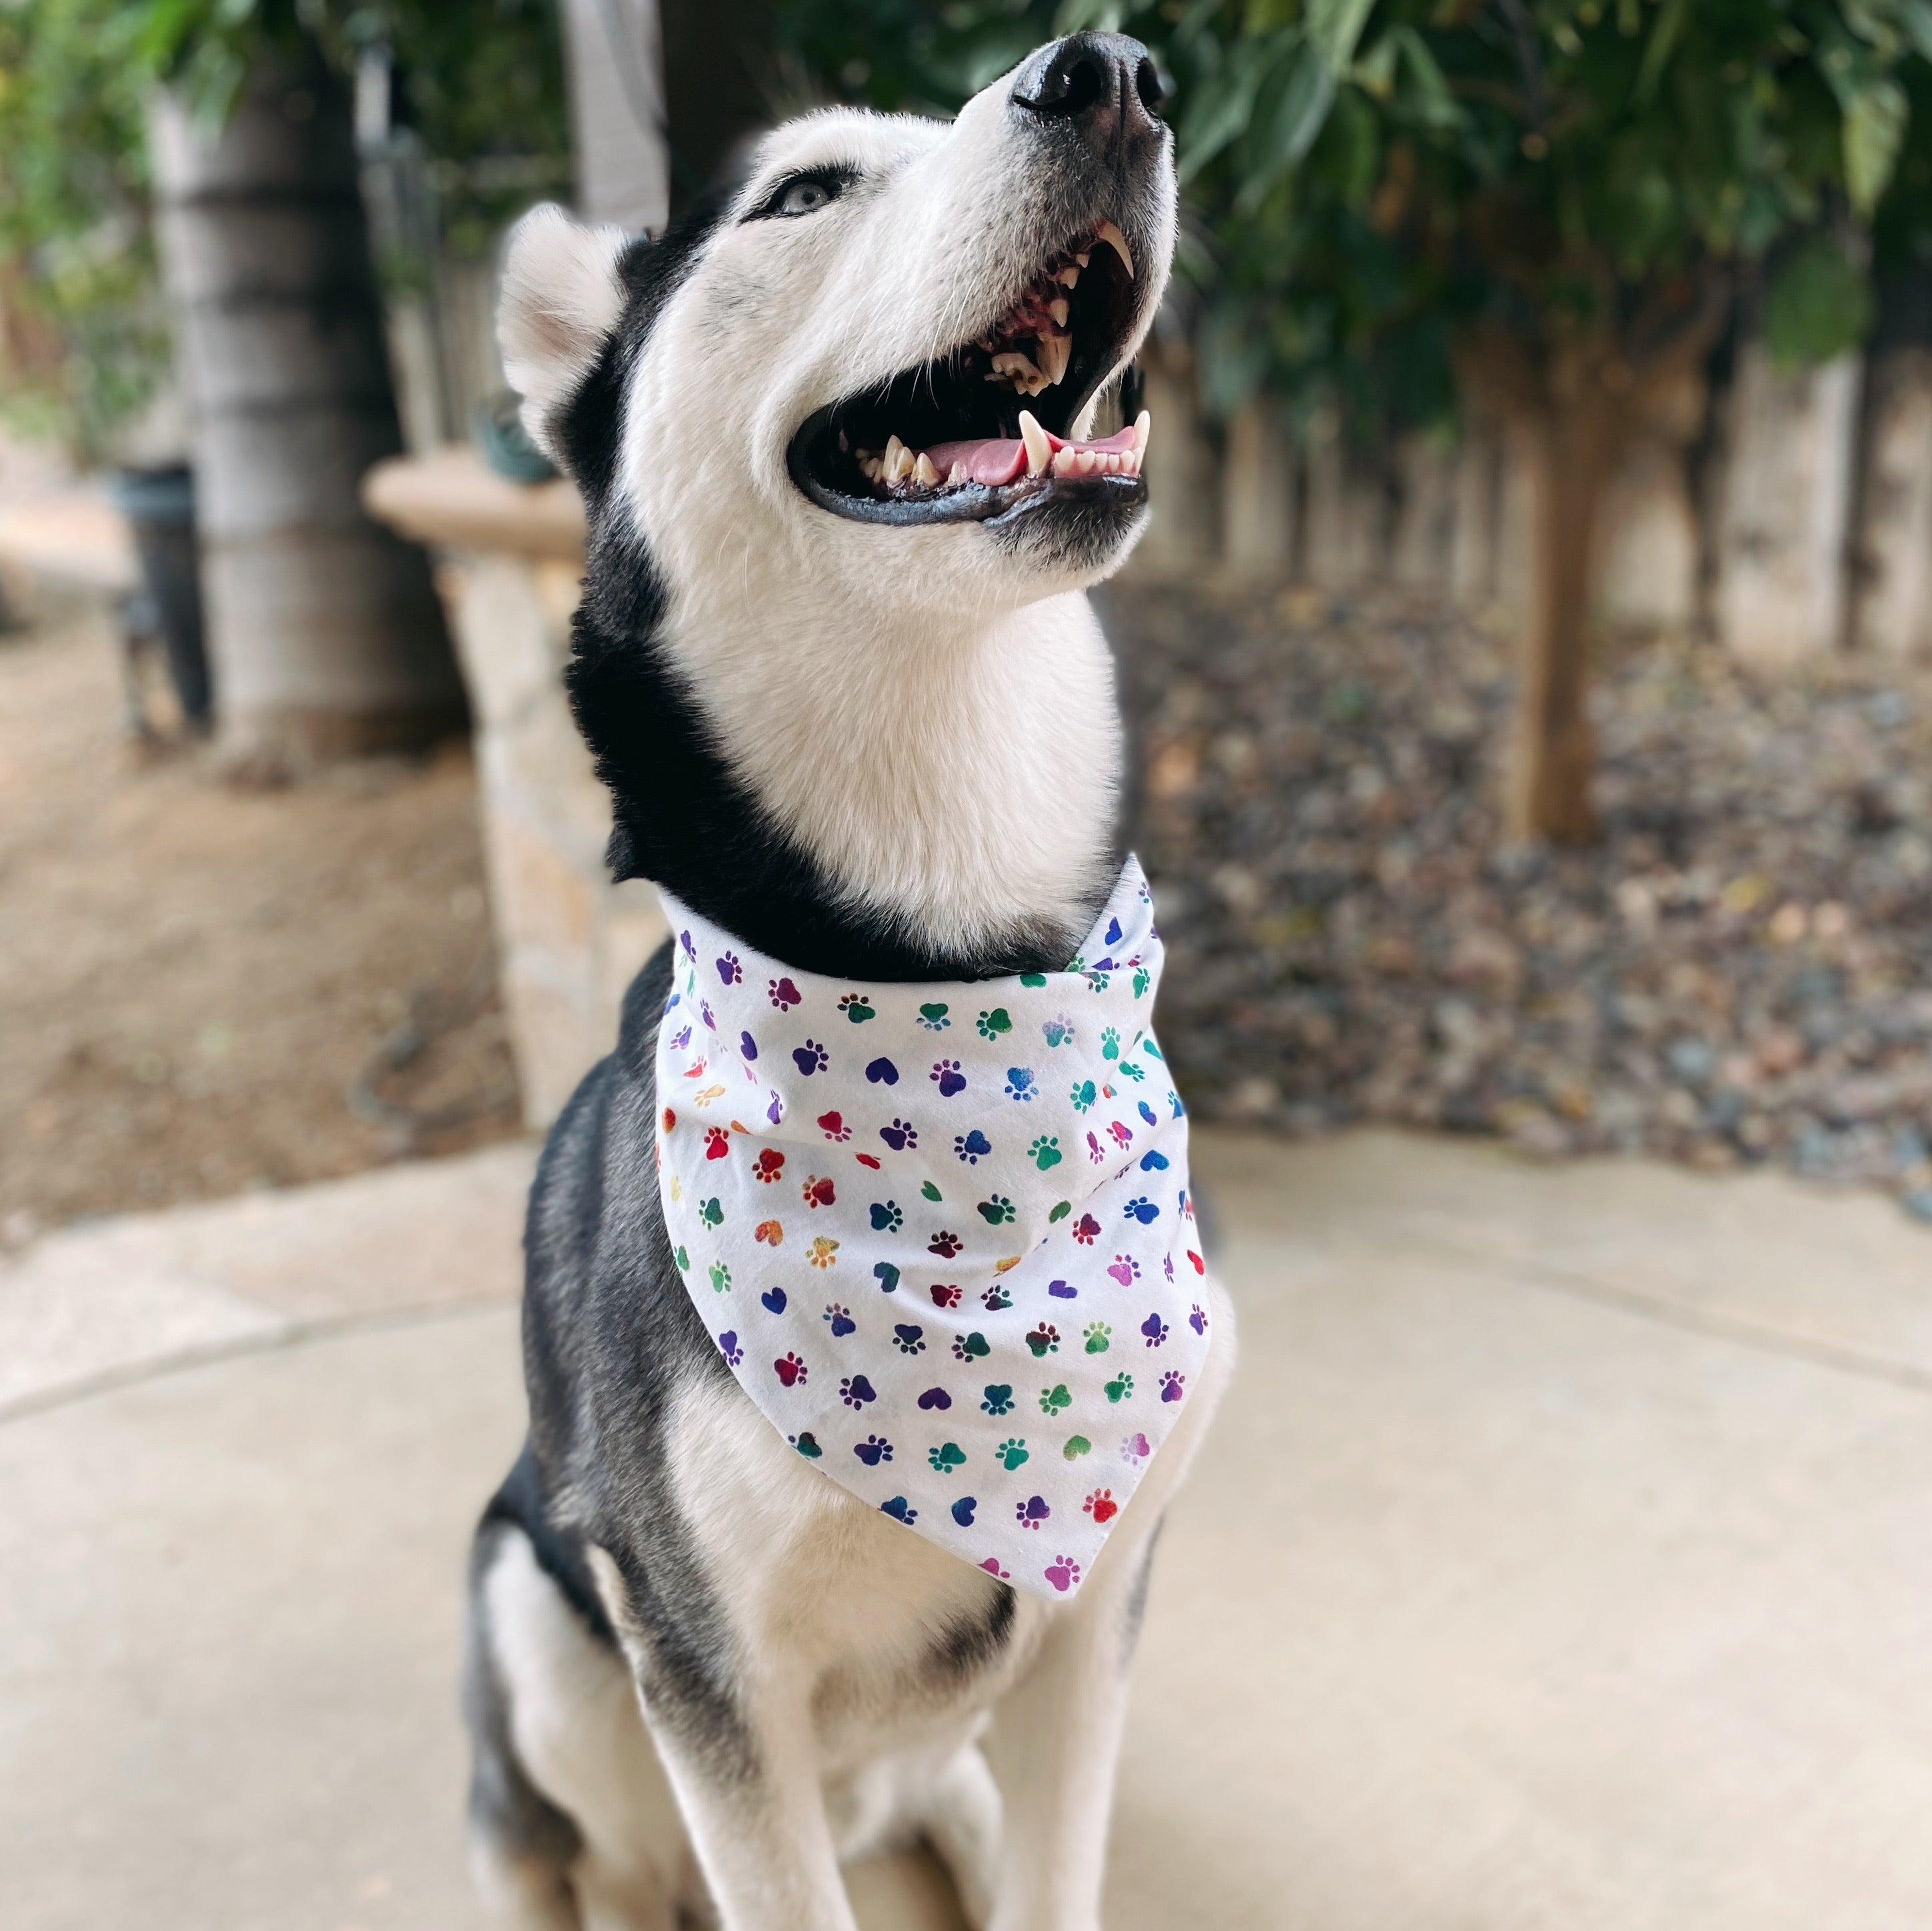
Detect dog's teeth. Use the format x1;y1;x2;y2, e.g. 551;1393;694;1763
1037;333;1071;387
912;452;939;487
1057;263;1081;287
1051;446;1076;477
1133;408;1151;455
883;434;905;471
1019;410;1051;477
1073;250;1090;270
1095;221;1133;279
949;461;966;486
991;351;1045;390
890;443;917;483
1049;297;1070;327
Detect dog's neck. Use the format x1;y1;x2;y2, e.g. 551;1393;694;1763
570;555;1125;982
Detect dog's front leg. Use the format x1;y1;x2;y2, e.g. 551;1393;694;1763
981;1542;1153;1931
637;1673;859;1931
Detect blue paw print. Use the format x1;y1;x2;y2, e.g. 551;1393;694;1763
954;1129;993;1164
951;1496;977;1526
791;1038;828;1075
1123;1196;1160;1224
1004;1066;1037;1101
893;1323;926;1354
981;1384;1015;1417
853;1434;893;1465
880;1496;917;1524
823;1303;855;1336
869;1200;903;1232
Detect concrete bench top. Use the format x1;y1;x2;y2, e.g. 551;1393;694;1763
362;445;586;563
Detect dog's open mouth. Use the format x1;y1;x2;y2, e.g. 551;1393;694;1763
786;221;1151;527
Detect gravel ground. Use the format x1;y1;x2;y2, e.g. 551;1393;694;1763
1105;579;1932;1214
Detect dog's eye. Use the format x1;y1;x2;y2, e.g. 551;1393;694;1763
751;169;854;221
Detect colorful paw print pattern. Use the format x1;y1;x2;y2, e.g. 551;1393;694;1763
652;857;1211;1601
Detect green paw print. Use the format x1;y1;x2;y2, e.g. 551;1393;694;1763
1104;1371;1135;1404
1101;1025;1121;1060
952;1331;991;1361
977;1194;1015;1225
997;1438;1029;1470
1063;1434;1092;1460
1070;1080;1097;1112
1019;972;1047;987
709;1260;731;1293
1132;966;1151;998
1029;1134;1062;1172
928;1442;966;1472
921;1180;943;1202
838;993;875;1022
673;1245;690;1272
976;1006;1014;1038
1039;1383;1073;1415
1084;1320;1111;1354
1048;1200;1072;1223
699;1196;724;1228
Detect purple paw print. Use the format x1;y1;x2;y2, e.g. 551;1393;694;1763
739;1029;758;1061
823;1303;855;1337
1107;1120;1134;1148
1087;1131;1105;1164
1107;1254;1141;1286
1015;1494;1051;1529
879;1118;919;1152
699;1000;717;1031
716;952;741;984
768;976;802;1010
1043;1554;1082;1593
1120;1430;1151;1464
717;1330;743;1369
1189;1302;1208;1336
839;1374;878;1408
669;1024;691;1051
853;1434;893;1466
1141;1312;1169;1347
930;1059;967;1097
792;1038;828;1075
1159;1370;1187;1402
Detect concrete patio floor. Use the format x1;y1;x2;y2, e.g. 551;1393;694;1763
4;1127;1931;1930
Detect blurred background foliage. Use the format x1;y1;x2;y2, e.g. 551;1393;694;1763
772;1;1932;433
0;0;569;455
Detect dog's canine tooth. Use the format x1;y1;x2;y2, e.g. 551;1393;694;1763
1037;333;1071;387
912;451;940;487
883;433;905;470
1049;297;1070;327
890;444;917;483
1095;221;1133;278
1019;411;1051;477
1073;249;1090;269
1133;408;1151;454
1057;263;1081;287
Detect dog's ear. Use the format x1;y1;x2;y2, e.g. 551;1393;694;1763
499;203;632;459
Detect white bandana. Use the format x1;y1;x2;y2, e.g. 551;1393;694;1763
653;859;1211;1600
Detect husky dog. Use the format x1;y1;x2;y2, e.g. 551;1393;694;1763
465;35;1236;1931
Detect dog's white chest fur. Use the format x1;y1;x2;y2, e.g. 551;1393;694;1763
657;571;1124;961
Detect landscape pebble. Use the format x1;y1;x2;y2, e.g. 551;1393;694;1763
1107;581;1932;1210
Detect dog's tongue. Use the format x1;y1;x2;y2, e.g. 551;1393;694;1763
926;421;1141;487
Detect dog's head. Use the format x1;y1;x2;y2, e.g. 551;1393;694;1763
499;33;1175;619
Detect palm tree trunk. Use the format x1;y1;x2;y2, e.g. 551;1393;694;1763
147;43;465;770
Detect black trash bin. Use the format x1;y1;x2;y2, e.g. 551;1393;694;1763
109;463;211;729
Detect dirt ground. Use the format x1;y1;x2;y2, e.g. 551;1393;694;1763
0;591;523;1243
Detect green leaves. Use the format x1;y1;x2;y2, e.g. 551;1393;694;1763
1763;237;1875;366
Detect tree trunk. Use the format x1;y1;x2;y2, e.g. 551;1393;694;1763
1506;389;1621;845
147;44;465;771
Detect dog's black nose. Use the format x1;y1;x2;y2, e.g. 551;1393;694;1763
1010;33;1166;143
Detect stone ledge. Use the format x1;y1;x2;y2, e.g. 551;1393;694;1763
362;445;585;562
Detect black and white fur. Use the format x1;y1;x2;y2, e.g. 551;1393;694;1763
465;37;1237;1931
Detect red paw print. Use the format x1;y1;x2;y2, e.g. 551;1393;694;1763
661;1107;675;1131
703;1126;731;1161
929;1283;963;1308
1083;1488;1119;1524
801;1174;836;1208
773;1352;807;1387
929;1230;963;1258
1071;1213;1102;1245
817;1109;851;1142
753;1148;785;1184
